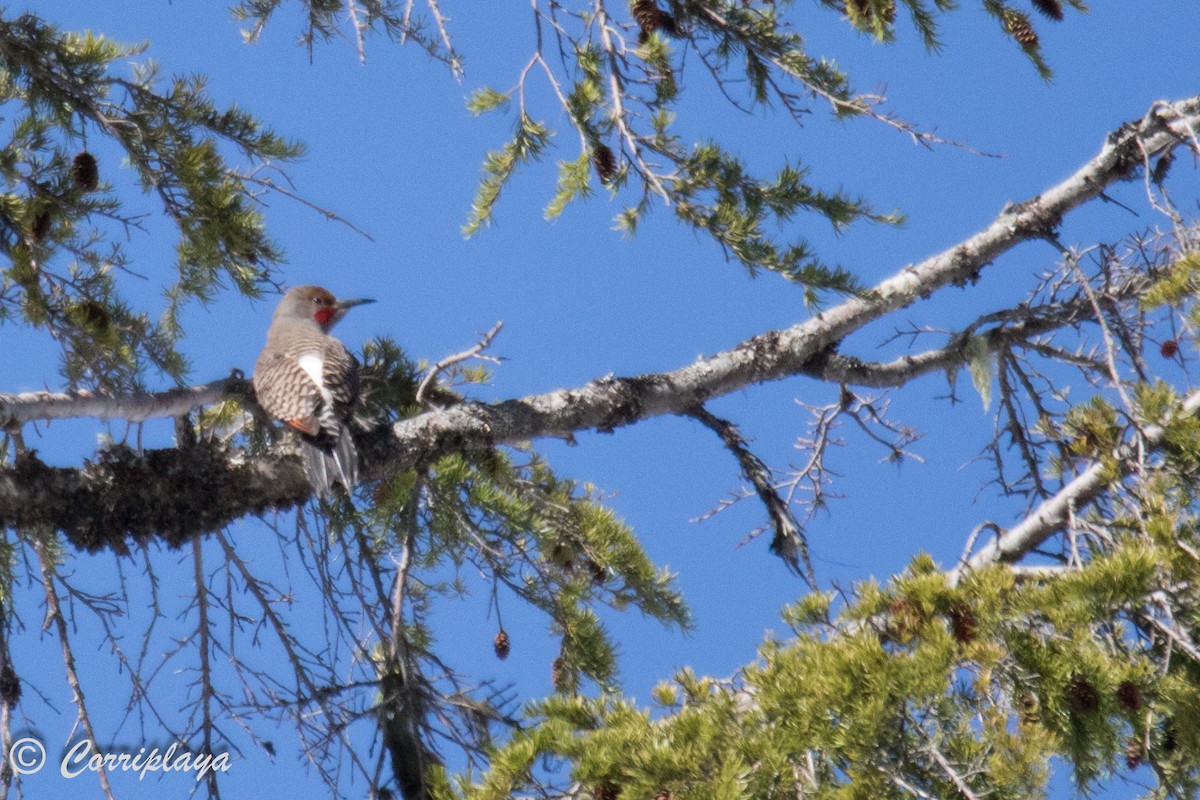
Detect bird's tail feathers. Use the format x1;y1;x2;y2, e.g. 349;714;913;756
300;427;359;498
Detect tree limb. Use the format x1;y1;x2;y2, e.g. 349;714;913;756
1;96;1198;550
0;443;310;552
415;321;503;408
687;405;814;583
951;385;1200;583
0;376;244;426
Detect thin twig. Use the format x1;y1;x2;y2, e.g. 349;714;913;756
1059;244;1138;417
346;0;367;63
32;534;117;800
234;170;375;241
426;0;463;80
415;321;504;408
688;405;814;584
192;538;222;799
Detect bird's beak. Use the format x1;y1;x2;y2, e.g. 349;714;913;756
336;297;376;311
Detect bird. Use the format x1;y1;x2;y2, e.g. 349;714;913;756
253;285;375;498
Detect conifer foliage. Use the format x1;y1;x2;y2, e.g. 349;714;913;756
6;3;1200;800
0;13;299;390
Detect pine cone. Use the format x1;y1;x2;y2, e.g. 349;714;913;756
592;144;618;184
845;0;870;17
1161;339;1180;359
1004;10;1039;47
494;629;511;661
947;600;978;645
885;597;923;643
1125;738;1144;769
72;151;99;192
1017;692;1040;726
1030;0;1064;21
1152;151;1175;185
1067;674;1099;713
547;540;573;570
1161;722;1177;753
632;0;657;29
551;655;568;691
0;664;19;706
30;208;52;243
1116;680;1143;712
632;0;677;37
75;300;111;333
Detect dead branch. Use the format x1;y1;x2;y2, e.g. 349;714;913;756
687;405;813;583
32;533;116;800
0;97;1197;552
0;375;245;427
951;385;1200;583
415;321;503;408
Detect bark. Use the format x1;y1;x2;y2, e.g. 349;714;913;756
950;385;1200;582
0;442;310;552
0;377;241;425
2;96;1198;551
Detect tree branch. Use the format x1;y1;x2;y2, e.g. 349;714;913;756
372;96;1200;457
1;97;1197;551
950;386;1200;583
0;376;245;426
415;321;503;408
0;443;310;552
687;405;814;583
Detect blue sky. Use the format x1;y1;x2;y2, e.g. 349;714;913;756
7;1;1200;796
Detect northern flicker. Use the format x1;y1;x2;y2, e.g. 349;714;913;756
253;285;374;497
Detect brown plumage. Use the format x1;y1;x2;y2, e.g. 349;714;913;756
253;285;374;497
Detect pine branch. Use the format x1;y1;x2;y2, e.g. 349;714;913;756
687;405;814;583
0;375;245;425
1;97;1198;550
414;321;503;408
950;385;1200;582
389;96;1200;453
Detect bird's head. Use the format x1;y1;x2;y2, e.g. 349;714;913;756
276;285;375;331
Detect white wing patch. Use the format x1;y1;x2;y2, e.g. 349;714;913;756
298;352;336;407
298;352;324;385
